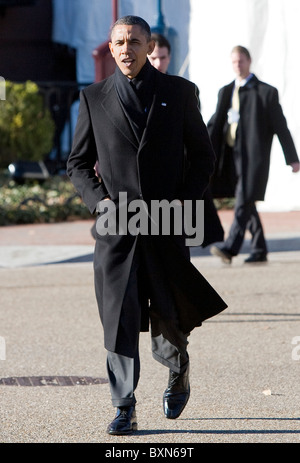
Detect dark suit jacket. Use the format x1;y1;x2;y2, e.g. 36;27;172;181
208;74;299;201
67;67;227;355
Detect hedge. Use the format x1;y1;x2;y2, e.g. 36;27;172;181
0;173;92;226
0;172;234;226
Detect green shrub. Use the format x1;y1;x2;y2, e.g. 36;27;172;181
0;171;234;226
0;174;92;225
214;197;235;210
0;80;55;168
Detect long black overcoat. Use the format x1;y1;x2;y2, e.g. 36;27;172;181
67;67;227;355
207;74;299;201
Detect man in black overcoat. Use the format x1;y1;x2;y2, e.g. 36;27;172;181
208;45;300;264
67;16;227;435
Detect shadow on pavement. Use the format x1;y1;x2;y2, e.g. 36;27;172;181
34;237;300;266
191;237;300;257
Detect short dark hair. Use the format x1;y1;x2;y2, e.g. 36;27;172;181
111;15;152;41
231;45;251;60
151;33;171;54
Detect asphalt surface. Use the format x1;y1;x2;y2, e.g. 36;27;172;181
1;210;300;446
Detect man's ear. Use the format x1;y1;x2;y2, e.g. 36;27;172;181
109;42;115;58
147;39;155;56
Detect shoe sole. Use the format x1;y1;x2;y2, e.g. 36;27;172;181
210;246;232;264
107;423;138;436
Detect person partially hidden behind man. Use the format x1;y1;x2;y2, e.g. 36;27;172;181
208;45;299;264
67;16;227;435
148;32;171;74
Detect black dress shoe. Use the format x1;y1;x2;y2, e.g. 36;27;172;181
106;406;137;435
210;245;232;264
244;253;267;263
163;365;190;419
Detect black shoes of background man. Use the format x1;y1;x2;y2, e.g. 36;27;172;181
210;244;232;264
211;245;268;264
163;365;190;419
106;406;137;435
244;252;267;263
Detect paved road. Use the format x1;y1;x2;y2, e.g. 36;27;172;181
1;211;300;446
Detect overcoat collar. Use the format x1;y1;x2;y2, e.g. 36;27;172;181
226;74;259;93
223;74;259;109
100;67;174;151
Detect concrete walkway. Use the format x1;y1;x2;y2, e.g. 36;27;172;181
1;210;300;445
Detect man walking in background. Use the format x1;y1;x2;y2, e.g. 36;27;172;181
208;45;299;264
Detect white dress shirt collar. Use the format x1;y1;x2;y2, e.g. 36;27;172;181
235;73;254;88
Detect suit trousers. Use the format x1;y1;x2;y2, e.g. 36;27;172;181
224;176;268;256
106;236;189;408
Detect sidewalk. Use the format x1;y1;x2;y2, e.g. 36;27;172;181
1;210;300;267
1;211;300;444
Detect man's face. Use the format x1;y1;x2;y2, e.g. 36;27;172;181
109;25;155;79
231;52;251;80
148;45;171;74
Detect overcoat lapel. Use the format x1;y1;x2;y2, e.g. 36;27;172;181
100;77;139;149
138;75;172;153
99;72;171;154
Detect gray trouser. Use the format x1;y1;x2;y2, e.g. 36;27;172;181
106;238;189;408
224;178;268;256
107;329;189;407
